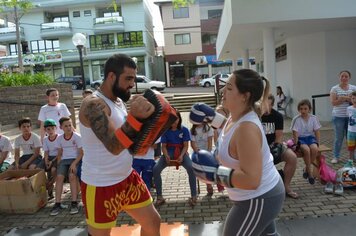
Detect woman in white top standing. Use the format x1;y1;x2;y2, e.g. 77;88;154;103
330;70;356;163
190;69;285;236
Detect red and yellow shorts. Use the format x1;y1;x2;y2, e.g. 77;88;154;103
81;170;152;229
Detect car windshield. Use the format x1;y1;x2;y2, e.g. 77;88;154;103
140;76;150;82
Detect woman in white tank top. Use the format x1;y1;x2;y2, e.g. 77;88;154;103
218;69;285;236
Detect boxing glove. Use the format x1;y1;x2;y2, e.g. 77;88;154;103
190;103;226;129
270;143;283;159
191;149;234;188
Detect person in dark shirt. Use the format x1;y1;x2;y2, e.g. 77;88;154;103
261;94;298;199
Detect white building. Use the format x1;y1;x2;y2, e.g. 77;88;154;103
216;0;356;121
0;0;156;83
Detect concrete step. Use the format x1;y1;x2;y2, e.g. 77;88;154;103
73;93;217;112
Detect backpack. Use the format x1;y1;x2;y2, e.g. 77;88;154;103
319;155;337;185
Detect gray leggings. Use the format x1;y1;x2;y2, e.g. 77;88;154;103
223;178;285;236
153;153;197;197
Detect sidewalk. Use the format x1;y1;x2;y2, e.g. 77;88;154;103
1;112;356;235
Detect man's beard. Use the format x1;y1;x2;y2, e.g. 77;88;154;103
112;77;131;102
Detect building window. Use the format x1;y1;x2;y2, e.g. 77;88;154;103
53;16;69;22
89;34;115;49
175;33;191;45
31;39;60;53
117;31;143;47
202;34;217;45
84;10;91;16
103;11;120;17
73;11;80;17
208;9;222;19
9;43;18;56
173;7;189;18
275;44;287;62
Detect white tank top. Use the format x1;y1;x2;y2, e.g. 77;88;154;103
218;111;280;201
80;91;132;186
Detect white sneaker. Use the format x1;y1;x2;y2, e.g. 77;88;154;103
334;183;344;195
331;158;338;164
324;182;334;194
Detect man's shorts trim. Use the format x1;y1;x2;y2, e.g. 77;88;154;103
82;170;152;229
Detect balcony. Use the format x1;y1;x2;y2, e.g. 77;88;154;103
0;26;25;42
40;21;72;39
93;16;124;34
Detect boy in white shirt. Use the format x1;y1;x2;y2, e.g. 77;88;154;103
38;88;71;141
0;133;13;172
13;117;42;170
38;119;60;199
50;117;83;216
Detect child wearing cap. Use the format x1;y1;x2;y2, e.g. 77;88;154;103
38;88;71;142
39;119;59;199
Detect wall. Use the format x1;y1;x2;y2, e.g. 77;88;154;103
0;84;75;128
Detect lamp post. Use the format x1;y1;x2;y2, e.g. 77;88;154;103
72;33;87;90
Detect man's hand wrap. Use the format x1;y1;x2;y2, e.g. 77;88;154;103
116;89;178;155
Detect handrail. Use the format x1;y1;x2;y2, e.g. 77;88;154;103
311;93;329;115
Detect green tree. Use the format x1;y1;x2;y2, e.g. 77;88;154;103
0;0;33;74
173;0;195;8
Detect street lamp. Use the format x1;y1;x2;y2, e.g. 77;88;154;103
72;33;87;90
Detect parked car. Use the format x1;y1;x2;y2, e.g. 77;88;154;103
90;75;166;93
199;73;231;87
55;76;85;90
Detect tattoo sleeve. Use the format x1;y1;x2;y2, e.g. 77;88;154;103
85;101;123;154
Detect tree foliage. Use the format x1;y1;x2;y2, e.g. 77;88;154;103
173;0;195;8
0;0;32;13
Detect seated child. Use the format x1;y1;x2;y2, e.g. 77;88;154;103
291;99;321;185
50;117;83;216
0;133;14;173
38;119;59;199
13;117;42;170
132;139;160;191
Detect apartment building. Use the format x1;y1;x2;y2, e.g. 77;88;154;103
0;0;156;83
216;0;356;121
156;0;228;86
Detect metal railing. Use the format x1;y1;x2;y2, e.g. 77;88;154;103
311;93;329;115
41;21;71;30
94;16;123;25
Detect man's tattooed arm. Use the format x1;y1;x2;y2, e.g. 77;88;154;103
84;99;124;155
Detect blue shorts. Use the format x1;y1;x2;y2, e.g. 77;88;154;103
57;159;76;177
298;136;318;146
19;154;42;167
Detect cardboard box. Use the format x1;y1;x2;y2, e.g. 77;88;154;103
0;169;47;214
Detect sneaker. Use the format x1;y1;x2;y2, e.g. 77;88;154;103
324;182;334;194
70;202;79;214
302;168;309;179
331;158;338;164
334;183;344;195
308;177;315;185
50;203;61;216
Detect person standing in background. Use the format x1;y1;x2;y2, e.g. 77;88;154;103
38;88;71;142
330;70;356;164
